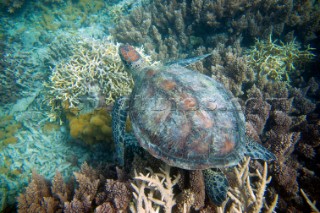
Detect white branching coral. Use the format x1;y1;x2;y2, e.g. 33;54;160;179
301;189;319;212
45;37;132;113
45;37;157;119
217;157;278;213
130;164;180;213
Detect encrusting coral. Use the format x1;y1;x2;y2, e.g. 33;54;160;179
67;109;113;145
0;115;21;151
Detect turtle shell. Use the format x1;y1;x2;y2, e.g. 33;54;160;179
129;65;246;170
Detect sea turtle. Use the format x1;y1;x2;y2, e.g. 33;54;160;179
112;44;276;205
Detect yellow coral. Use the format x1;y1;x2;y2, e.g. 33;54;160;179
3;137;18;145
41;122;60;133
0;130;6;140
5;123;22;135
0;115;21;151
68;109;113;145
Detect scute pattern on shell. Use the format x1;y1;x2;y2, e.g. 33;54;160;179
129;65;247;170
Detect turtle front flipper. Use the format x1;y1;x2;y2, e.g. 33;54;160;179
203;169;229;206
245;138;276;161
112;97;130;166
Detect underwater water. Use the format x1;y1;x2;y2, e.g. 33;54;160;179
0;0;319;212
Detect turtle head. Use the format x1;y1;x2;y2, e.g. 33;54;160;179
119;44;145;73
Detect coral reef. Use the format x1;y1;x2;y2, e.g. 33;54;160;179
130;164;180;213
112;3;319;209
219;157;278;213
0;48;46;106
0;90;114;211
17;162;132;212
245;35;315;82
18;156;277;213
0;0;318;212
68;109;113;145
111;0;320;61
0;115;21;151
0;0;24;13
45;37;134;120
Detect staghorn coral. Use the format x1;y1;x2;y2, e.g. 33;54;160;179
17;162;132;212
301;189;320;213
129;154;277;213
45;37;133;120
245;35;315;82
45;37;157;120
217;157;278;213
130;164;180;213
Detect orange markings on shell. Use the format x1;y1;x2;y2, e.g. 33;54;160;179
180;93;197;110
161;79;176;91
120;45;140;62
220;136;235;154
194;111;213;129
189;135;209;155
183;97;197;110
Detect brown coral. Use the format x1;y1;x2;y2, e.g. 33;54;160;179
17;163;132;212
111;0;319;62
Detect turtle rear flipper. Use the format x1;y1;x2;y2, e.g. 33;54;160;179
203;169;229;206
245;138;276;161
